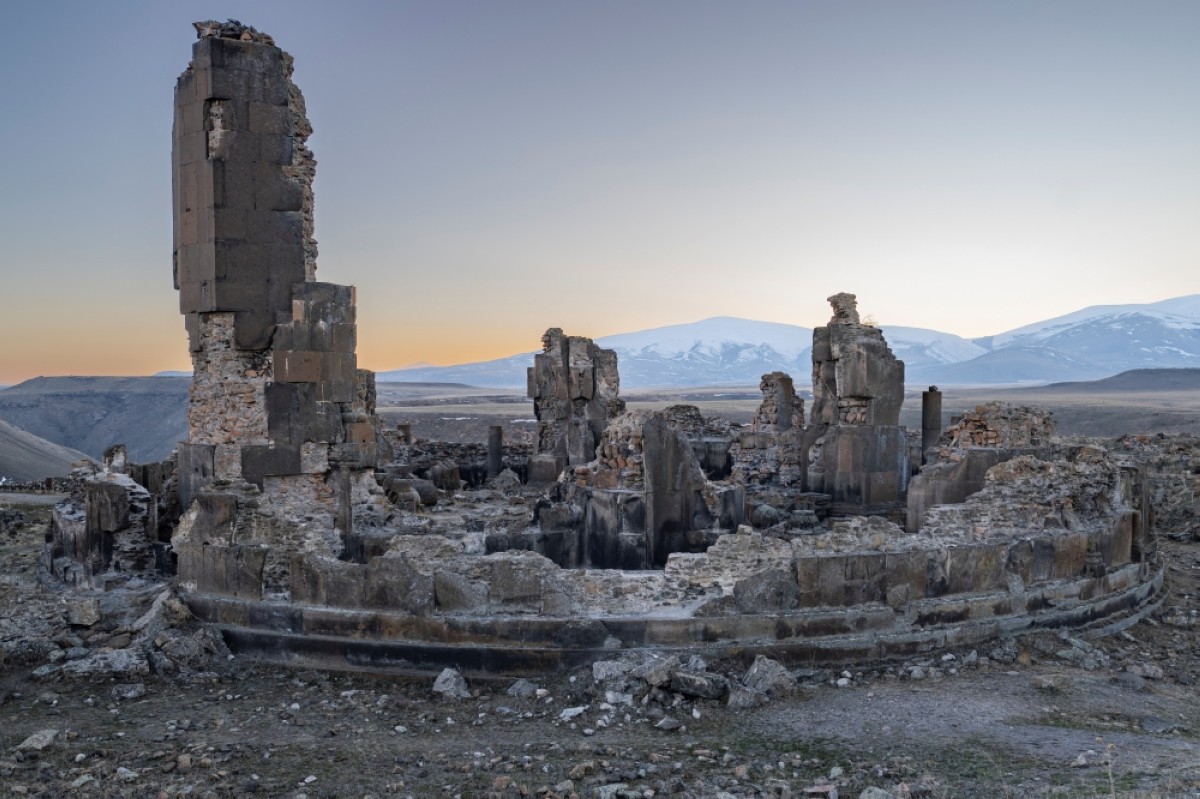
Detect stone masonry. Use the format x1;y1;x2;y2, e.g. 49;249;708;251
171;21;386;597
803;293;909;515
906;403;1057;532
36;23;1164;679
527;328;624;481
732;371;805;487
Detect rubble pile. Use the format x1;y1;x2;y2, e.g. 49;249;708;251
1107;433;1200;539
943;402;1056;454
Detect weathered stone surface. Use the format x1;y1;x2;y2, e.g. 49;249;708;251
167;21;390;600
432;667;471;700
810;293;903;428
733;568;800;612
67;598;101;627
61;648;150;678
531;405;744;569
802;294;908;514
943;403;1055;451
670;670;729;700
732;372;805;487
17;729;59;752
742;655;796;696
528;328;624;469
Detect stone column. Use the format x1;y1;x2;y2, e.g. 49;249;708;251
921;385;943;462
396;423;412;444
487;425;504;478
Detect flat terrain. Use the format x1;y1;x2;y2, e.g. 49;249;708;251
1;370;1194;466
377;372;1200;444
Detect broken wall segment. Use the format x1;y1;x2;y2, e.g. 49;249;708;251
187;438;1161;672
510;406;743;569
732;371;805;487
810;293;903;428
908;402;1058;532
943;403;1055;452
527;329;625;478
48;465;158;590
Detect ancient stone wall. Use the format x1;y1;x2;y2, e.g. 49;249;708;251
527;329;625;479
943;403;1055;452
515;406;743;569
804;294;909;514
810;293;903;428
48;465;157;590
908;403;1058;531
732;372;804;487
1106;434;1197;539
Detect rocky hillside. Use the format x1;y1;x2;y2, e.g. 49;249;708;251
0;377;188;462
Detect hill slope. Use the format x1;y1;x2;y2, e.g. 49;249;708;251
0;377;189;462
0;418;92;482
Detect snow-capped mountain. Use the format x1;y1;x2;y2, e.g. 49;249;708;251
984;295;1200;348
378;294;1200;388
377;317;988;389
962;295;1200;382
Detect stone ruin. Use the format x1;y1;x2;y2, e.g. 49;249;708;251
527;328;624;483
803;293;909;518
520;405;744;569
42;21;1164;676
907;402;1057;532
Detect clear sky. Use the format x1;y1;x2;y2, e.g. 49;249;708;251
1;1;1198;384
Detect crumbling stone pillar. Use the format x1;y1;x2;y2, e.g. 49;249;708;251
921;385;942;463
803;293;909;514
171;20;387;597
487;425;503;479
526;328;625;481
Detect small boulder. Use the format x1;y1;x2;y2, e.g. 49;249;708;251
505;678;539;699
742;655;796;696
432;667;471;700
17;729;58;751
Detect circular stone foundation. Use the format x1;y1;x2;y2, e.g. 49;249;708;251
181;512;1163;676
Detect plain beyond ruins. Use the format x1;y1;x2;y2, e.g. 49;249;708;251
44;21;1162;676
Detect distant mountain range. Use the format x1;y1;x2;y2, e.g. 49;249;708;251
377;295;1200;389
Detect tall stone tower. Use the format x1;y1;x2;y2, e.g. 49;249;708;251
171;21;386;596
803;293;910;515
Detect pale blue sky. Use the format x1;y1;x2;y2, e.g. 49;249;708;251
1;1;1198;382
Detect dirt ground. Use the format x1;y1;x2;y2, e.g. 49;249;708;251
3;501;1200;798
